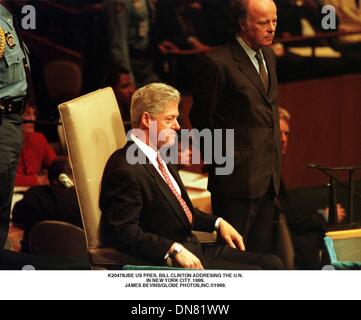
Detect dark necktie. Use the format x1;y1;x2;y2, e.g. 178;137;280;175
156;154;193;224
255;51;269;93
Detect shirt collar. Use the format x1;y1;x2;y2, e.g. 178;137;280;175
130;133;158;164
236;36;264;60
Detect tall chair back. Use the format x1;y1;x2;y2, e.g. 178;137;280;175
58;88;127;267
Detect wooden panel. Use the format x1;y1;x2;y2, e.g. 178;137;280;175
279;74;361;189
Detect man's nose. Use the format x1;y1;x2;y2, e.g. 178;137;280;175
268;22;276;33
281;132;287;142
173;119;181;131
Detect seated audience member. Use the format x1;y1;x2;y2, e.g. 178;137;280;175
12;157;82;253
156;0;223;92
156;0;234;50
277;108;346;269
273;1;349;81
103;0;160;88
15;104;57;186
99;83;283;270
275;0;325;38
323;0;361;58
108;71;136;124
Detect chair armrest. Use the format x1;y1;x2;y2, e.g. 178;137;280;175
89;247;129;269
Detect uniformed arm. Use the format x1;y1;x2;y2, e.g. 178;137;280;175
100;167;174;265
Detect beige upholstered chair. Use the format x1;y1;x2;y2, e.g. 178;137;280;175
59;87;128;268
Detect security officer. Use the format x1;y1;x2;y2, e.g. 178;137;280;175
0;0;28;261
104;0;160;89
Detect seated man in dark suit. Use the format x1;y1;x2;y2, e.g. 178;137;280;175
99;82;283;270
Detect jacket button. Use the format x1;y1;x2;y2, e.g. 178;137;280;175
186;237;192;242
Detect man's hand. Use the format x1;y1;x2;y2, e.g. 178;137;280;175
218;219;245;251
172;246;204;269
158;40;180;54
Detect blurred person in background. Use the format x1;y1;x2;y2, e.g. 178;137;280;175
277;107;346;269
12;157;82;253
15;103;57;186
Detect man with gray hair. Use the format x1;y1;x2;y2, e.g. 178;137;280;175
99;83;283;269
191;0;281;255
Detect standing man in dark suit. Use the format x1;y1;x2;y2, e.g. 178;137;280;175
100;83;283;270
190;0;281;254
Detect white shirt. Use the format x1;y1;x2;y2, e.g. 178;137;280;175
236;36;269;75
130;134;182;195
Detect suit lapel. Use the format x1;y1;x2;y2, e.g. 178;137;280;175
231;40;276;104
125;141;193;228
126;140;190;227
127;138;192;228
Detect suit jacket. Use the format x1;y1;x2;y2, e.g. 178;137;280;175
99;142;218;265
190;39;281;199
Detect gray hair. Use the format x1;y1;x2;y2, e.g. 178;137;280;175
130;83;180;128
279;107;291;122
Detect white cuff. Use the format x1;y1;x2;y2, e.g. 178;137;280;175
215;217;223;230
164;243;175;260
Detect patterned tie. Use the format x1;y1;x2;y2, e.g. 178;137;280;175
156;153;193;224
255;51;269;93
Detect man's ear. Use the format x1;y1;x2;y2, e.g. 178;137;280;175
239;19;247;32
140;112;151;128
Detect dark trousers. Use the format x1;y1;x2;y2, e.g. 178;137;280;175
200;244;283;270
292;231;323;270
0;116;23;260
212;184;277;254
108;243;284;270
